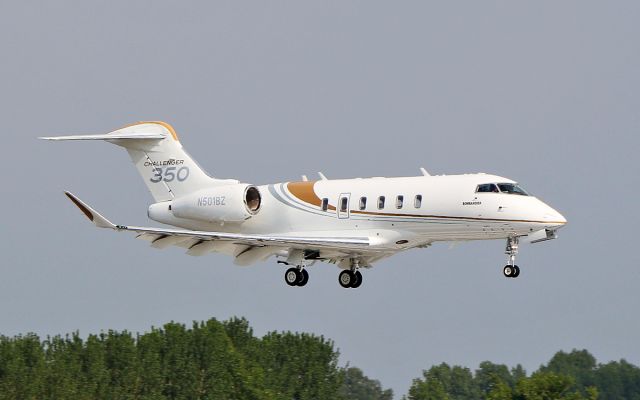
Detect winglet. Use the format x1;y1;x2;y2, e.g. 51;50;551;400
64;192;117;229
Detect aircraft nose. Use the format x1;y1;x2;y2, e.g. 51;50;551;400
541;202;567;227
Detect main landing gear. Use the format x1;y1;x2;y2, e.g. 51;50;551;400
281;256;365;288
339;258;363;289
338;270;362;288
503;236;521;278
285;267;309;287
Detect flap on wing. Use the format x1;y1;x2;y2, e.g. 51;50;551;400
123;225;370;250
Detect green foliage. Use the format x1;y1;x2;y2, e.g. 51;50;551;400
475;361;516;395
485;379;513;400
515;371;588;400
407;350;639;400
340;366;393;400
593;359;640;400
255;331;343;399
539;349;597;395
1;322;639;400
407;373;449;400
0;318;348;400
408;363;479;400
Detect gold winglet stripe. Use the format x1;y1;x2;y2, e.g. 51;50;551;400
121;121;179;141
65;192;94;222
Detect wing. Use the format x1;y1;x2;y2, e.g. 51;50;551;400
63;192;374;265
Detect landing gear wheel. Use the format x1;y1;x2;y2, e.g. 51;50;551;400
351;271;363;288
285;268;301;286
297;269;309;286
339;270;354;288
503;265;514;278
512;265;520;278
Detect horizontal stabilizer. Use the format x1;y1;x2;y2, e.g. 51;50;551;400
40;132;166;141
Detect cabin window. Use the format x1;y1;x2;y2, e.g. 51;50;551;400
378;196;385;209
396;195;404;209
476;183;499;193
359;197;367;210
414;194;422;208
321;198;329;211
340;196;348;212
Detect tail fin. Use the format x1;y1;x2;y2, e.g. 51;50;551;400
41;121;235;202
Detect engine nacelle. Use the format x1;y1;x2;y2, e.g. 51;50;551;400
170;184;262;223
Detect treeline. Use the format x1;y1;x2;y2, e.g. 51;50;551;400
1;318;639;400
406;349;640;400
0;317;390;400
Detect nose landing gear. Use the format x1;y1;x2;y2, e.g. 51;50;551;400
503;237;521;278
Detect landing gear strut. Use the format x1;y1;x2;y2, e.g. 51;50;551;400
503;237;521;278
285;267;309;287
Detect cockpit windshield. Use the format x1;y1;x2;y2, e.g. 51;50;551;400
476;183;499;193
497;183;529;195
476;183;530;196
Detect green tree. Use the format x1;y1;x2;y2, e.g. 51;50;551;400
476;361;515;395
43;333;88;399
540;349;596;392
515;371;596;400
255;331;342;400
0;333;46;400
340;366;393;400
135;328;165;399
486;379;513;400
190;319;263;400
407;363;479;400
407;374;449;400
593;359;640;400
511;365;527;384
103;330;140;399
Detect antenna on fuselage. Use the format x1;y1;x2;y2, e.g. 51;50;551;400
420;167;430;176
301;175;308;182
318;172;328;180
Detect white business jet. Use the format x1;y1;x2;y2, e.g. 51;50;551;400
42;121;566;288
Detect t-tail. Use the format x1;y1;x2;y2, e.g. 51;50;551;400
40;121;237;202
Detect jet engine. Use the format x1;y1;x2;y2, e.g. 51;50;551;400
170;184;262;223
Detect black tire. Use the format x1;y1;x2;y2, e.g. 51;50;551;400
297;269;309;286
351;271;363;288
512;265;520;278
503;265;514;278
285;268;300;286
339;270;353;288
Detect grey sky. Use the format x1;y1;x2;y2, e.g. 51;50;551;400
1;1;639;397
